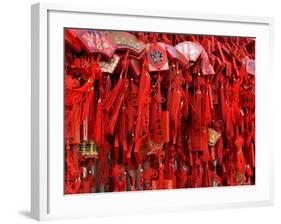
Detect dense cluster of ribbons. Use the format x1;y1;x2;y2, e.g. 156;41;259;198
64;29;255;194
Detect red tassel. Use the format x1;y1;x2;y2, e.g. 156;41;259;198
193;76;204;130
217;41;226;63
72;101;82;144
207;83;214;109
226;105;234;139
201;127;210;162
97;145;107;190
161;111;170;143
150;76;163;143
103;78;123;112
250;142;255;168
220;85;226;121
122;138;128;164
182;87;189;118
94;100;102;146
202;88;211;126
203;163;212;187
134;68;151;164
197;163;204;187
113;135;119;162
235;135;245;173
216;138;223;165
191;164;198;188
171;89;181;144
81;88;95;141
108;92;124;135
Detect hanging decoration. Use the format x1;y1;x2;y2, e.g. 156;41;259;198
64;29;255;194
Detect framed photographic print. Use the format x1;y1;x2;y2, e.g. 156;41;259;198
31;2;274;221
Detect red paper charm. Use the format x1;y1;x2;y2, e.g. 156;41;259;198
147;43;169;72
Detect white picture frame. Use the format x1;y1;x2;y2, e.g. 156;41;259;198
31;2;274;221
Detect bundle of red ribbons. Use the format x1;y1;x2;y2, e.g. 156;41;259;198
64;29;255;194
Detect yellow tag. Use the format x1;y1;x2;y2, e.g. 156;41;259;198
208;128;221;146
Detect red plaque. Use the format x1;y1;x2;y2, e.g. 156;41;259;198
77;30;117;58
99;54;120;74
165;44;189;67
106;31;146;55
189;127;208;152
175;41;203;62
64;29;82;52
